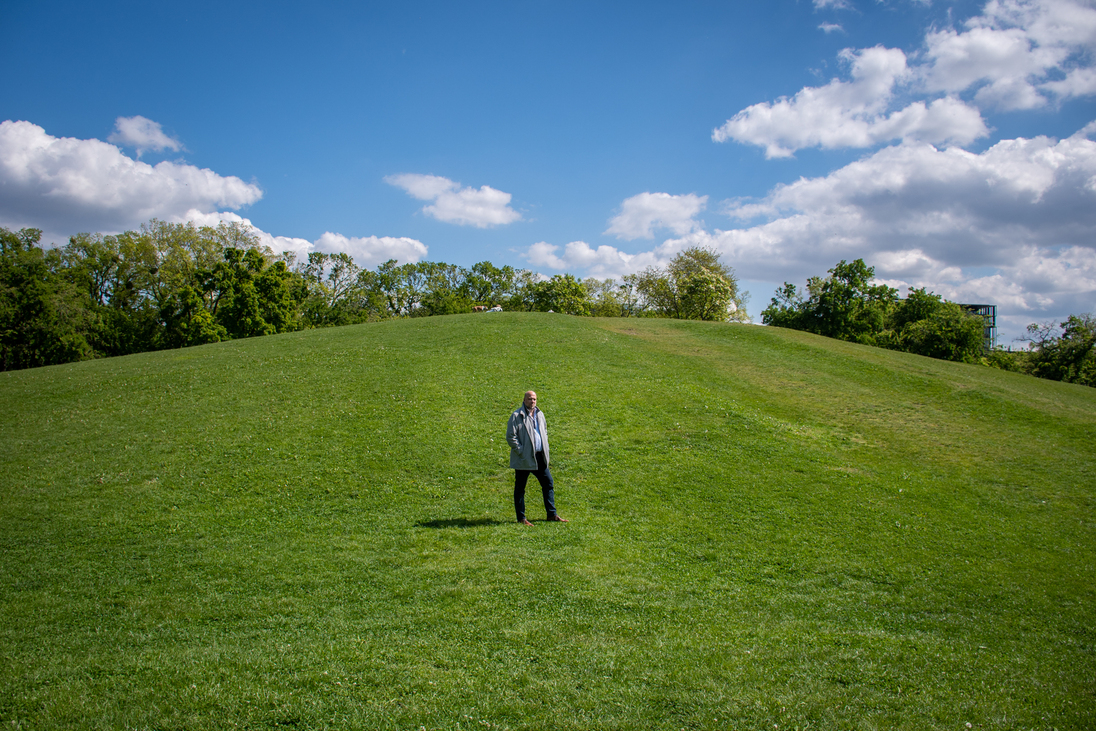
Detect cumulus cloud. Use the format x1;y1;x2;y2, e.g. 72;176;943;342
385;173;521;227
713;46;989;157
176;210;428;268
175;209;316;260
716;0;1096;156
819;22;845;34
0;120;428;269
529;127;1096;341
0;119;261;244
604;192;708;240
526;240;681;279
922;0;1096;109
723;132;1096;331
107;115;184;156
720;133;1096;267
314;232;428;267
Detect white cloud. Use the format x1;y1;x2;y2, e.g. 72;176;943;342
714;132;1096;276
107;115;184;156
314;232;428;267
922;25;1055;109
604;192;708;240
1042;66;1096;97
535;128;1096;341
921;0;1096;109
819;22;845;34
177;210;427;268
713;46;989;157
717;1;1096;156
177;210;427;267
526;240;680;279
0;119;261;244
813;0;851;9
385;173;521;227
0;120;428;269
175;209;316;260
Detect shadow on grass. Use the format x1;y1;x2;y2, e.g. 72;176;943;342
416;517;509;529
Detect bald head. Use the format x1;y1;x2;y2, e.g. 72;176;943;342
523;391;537;411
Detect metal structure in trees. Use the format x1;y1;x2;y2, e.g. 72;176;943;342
960;304;997;350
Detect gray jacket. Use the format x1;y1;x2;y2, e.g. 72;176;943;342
506;405;549;470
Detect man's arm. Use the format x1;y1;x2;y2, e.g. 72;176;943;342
505;411;522;450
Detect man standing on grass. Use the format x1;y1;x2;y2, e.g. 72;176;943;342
506;390;567;525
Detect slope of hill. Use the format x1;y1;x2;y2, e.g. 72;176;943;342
2;313;1093;729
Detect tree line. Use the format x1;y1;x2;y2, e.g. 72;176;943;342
1;221;748;371
762;258;1096;387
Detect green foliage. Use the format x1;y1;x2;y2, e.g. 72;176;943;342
764;260;989;364
506;269;543;312
581;275;644;318
297;252;368;327
806;259;897;343
533;273;591;315
466;260;517;308
763;259;898;343
635;247;748;321
881;288;986;363
416;262;474;316
201;248;303;339
1;315;1093;728
0;227;96;369
159;284;227;348
1023;314;1096;386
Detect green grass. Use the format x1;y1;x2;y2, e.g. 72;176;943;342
1;313;1093;730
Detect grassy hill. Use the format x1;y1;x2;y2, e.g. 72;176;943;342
1;313;1093;729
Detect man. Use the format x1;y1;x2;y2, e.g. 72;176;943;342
506;390;568;525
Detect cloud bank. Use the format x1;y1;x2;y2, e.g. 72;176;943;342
180;211;428;268
0;120;261;244
526;125;1096;339
385;173;522;227
0;120;428;268
715;0;1096;157
713;46;989;158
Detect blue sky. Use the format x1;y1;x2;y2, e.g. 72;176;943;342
2;0;1095;342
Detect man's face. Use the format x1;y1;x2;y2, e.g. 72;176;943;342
523;391;537;410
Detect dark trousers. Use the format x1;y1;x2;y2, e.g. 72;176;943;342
514;451;556;521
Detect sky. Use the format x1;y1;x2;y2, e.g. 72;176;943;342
2;0;1095;343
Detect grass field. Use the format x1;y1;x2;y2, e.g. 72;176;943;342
1;313;1094;730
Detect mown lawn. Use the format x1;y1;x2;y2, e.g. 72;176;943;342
1;313;1093;729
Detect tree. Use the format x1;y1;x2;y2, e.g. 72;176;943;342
805;259;896;343
583;278;625;317
0;227;96;370
618;273;643;317
1024;314;1096;386
158;284;226;348
763;259;895;343
417;262;473;316
533;274;591;316
466;261;517;308
297;252;365;327
760;282;806;329
62;231;160;356
882;288;985;363
507;269;542;312
200;248;302;339
764;263;992;364
635;247;748;322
